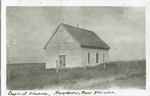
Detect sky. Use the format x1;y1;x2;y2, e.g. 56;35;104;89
6;6;145;63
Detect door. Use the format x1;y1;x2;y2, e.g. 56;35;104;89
59;55;66;67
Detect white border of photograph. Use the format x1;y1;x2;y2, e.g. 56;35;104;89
1;0;150;96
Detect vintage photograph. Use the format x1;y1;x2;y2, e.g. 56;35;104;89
6;6;146;90
0;0;1;95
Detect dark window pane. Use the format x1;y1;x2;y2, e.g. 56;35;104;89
88;53;90;63
96;53;98;63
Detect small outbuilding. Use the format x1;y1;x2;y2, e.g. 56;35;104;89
44;23;110;69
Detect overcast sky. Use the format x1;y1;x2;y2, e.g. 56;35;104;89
7;6;145;63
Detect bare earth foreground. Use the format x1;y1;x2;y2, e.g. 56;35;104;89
7;60;146;90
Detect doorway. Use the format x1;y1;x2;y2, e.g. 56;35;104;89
59;55;66;67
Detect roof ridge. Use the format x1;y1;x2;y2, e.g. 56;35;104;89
61;23;94;33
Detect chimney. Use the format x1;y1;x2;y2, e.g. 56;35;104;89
77;23;79;28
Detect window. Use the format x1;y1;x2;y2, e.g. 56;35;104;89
59;55;66;67
88;53;90;63
96;53;99;63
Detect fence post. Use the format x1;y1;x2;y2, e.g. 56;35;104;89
127;59;129;66
136;59;137;66
118;60;119;68
104;60;105;68
143;59;145;63
56;60;58;73
84;60;86;71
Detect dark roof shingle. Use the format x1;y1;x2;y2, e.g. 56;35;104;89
62;23;110;49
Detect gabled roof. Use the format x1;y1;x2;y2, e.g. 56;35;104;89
44;23;110;50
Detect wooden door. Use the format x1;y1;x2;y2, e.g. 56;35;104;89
59;55;66;67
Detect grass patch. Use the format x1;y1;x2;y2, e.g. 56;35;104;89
7;60;146;90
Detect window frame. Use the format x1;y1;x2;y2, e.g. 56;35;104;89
96;53;99;63
88;52;90;63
